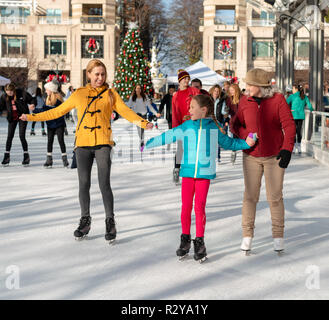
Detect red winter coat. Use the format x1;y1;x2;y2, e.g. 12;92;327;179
172;86;200;128
231;93;296;157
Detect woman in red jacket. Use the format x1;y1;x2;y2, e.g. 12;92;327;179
232;69;295;255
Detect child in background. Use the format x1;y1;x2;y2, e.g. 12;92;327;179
146;95;256;263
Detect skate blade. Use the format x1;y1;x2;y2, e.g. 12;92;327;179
107;239;116;245
242;250;252;256
275;250;284;256
178;254;189;261
198;256;208;264
75;235;88;241
2;164;9;167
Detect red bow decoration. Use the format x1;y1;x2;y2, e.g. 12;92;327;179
88;38;96;49
221;40;230;51
232;77;238;84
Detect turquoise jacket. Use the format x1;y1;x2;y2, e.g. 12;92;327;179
145;118;250;180
286;92;313;120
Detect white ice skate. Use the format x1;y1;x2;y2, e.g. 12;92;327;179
274;238;284;255
296;143;301;155
240;237;253;256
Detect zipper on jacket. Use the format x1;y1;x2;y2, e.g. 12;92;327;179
194;119;202;178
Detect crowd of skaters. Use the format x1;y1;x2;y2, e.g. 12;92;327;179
0;60;314;263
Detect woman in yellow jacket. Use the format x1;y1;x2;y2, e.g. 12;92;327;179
20;59;153;242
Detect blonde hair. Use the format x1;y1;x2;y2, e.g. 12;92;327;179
192;95;226;135
5;83;17;101
86;59;115;106
209;85;222;99
46;92;63;106
229;83;241;105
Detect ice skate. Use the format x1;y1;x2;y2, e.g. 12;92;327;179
42;129;47;136
74;216;91;241
30;129;35;136
173;168;180;185
274;238;284;256
241;237;253;256
62;154;69;168
43;155;53;168
176;234;191;260
231;151;237;165
22;153;30;166
193;237;207;263
1;153;10;167
105;217;117;244
296;143;301;155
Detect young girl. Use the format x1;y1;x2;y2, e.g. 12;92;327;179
127;84;160;151
145;95;256;262
36;81;69;168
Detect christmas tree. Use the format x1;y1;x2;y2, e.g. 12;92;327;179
114;22;154;101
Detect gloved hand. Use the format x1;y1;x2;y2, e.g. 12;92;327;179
276;149;292;169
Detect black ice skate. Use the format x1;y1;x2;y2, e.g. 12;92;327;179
105;217;117;244
176;234;191;260
1;153;10;166
42;129;47;136
30;129;35;136
193;237;208;263
74;216;92;241
62;155;69;168
43;155;53;168
22;153;30;166
173;168;180;185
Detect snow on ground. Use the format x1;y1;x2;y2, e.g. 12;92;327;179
0;116;329;300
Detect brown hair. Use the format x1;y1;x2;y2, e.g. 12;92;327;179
5;83;17;101
132;84;147;102
192;95;226;134
228;83;241;105
86;59;114;106
209;85;222;99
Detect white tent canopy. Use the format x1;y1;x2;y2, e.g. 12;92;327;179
166;61;226;87
0;75;10;86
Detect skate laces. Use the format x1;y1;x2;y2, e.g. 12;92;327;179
105;218;115;232
79;216;91;229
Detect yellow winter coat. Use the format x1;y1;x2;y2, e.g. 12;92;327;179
27;84;149;147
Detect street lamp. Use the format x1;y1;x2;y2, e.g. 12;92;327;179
50;53;65;75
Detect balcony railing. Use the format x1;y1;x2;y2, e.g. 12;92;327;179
248;19;276;27
38;16;72;25
80;16;104;24
0;16;27;24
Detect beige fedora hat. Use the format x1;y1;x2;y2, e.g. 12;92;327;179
243;69;272;87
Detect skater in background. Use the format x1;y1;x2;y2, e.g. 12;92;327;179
209;84;226;163
127;84;160;151
34;81;69;168
146;94;255;262
223;83;242;164
0;83;35;166
191;78;210;96
159;84;175;129
20;59;153;243
286;84;313;155
231;68;296;255
172;70;200;184
30;87;47;137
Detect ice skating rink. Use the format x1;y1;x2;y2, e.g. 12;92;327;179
1;116;329;300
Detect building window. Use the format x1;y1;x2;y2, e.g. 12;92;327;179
215;7;235;25
81;35;104;58
252;40;274;59
295;41;309;58
0;6;29;23
81;4;103;23
214;37;236;60
45;37;67;56
46;9;61;24
1;35;27;56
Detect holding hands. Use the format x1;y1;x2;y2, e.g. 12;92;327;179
19;114;28;121
246;132;258;147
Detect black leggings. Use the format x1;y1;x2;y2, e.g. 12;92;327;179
47;126;66;153
75;146;114;218
295;119;304;144
6;120;28;152
137;113;147;143
32;121;45;129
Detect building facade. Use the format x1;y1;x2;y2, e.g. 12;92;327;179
0;0;121;92
200;0;329;89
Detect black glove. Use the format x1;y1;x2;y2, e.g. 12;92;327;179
276;149;292;169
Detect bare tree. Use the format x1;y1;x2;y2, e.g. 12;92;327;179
166;0;203;68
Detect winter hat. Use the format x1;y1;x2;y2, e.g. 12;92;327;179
243;69;271;87
44;81;59;93
177;69;190;83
